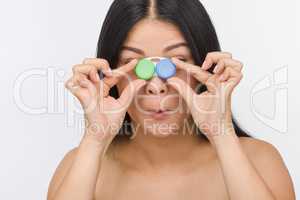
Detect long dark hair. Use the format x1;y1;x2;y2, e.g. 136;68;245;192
96;0;251;141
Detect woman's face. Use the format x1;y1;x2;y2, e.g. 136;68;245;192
116;19;198;137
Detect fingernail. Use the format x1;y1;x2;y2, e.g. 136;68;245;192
219;74;225;81
201;60;207;68
213;65;218;73
80;80;88;86
68;82;74;88
105;68;113;76
95;72;100;81
100;68;112;77
128;59;137;66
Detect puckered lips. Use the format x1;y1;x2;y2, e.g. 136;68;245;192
146;108;174;120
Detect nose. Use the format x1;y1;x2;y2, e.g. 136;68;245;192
145;76;168;95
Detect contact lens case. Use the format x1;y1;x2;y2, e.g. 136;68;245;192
134;57;176;80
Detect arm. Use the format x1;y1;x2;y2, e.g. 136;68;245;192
211;129;295;200
167;53;296;200
47;58;144;200
47;135;107;200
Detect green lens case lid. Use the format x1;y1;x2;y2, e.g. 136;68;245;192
134;58;156;80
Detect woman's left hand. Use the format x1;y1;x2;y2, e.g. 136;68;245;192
167;52;243;141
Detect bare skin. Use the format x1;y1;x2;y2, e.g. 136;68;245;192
93;137;291;200
47;19;295;200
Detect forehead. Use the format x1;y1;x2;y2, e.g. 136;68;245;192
122;19;186;48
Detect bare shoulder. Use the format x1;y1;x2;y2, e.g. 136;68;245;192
238;137;296;199
47;147;78;200
239;136;280;157
238;136;288;171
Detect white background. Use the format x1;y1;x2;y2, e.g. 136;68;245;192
0;0;299;199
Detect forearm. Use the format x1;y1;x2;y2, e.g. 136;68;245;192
51;135;106;200
211;129;276;200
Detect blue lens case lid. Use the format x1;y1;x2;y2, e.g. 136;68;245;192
143;57;176;79
155;58;176;79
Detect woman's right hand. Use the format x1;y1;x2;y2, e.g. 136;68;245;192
65;58;146;145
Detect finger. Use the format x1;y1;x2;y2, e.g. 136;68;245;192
70;72;97;96
94;75;123;98
65;78;78;92
202;51;232;70
78;78;100;113
98;79;111;98
73;71;104;100
101;59;139;91
65;71;87;90
219;68;243;96
219;67;243;82
83;58;113;76
214;58;243;74
73;64;113;97
206;75;219;95
65;81;82;100
112;59;138;78
166;77;196;108
88;59;138;90
118;79;147;109
65;76;86;101
78;78;97;97
72;64;101;83
171;57;211;84
69;72;98;99
213;60;226;74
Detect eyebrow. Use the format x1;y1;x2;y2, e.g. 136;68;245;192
120;42;188;55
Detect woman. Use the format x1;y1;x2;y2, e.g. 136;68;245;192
47;0;295;199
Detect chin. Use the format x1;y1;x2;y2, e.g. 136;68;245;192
141;118;181;137
141;128;175;138
152;131;177;138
